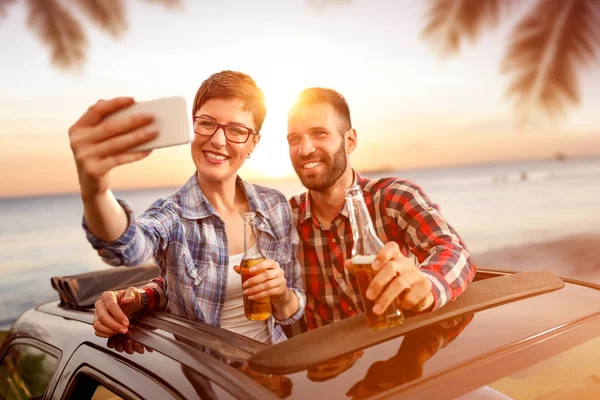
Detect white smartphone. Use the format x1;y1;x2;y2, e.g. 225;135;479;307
105;96;192;152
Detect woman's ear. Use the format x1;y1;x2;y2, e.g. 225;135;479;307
247;134;261;158
252;134;261;150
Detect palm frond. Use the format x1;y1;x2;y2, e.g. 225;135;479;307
26;0;87;69
141;0;183;8
0;0;16;17
306;0;352;12
502;0;600;124
306;0;352;4
422;0;511;57
73;0;127;38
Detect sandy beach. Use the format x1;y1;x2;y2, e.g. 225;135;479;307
473;232;600;285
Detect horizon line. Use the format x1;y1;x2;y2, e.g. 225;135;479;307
1;154;596;201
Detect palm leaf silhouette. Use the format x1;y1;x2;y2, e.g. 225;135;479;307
3;0;328;71
0;0;15;16
306;0;352;12
142;0;182;7
26;0;87;69
0;0;181;71
422;0;511;56
74;0;127;38
502;0;600;123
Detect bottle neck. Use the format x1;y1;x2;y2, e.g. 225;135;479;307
348;195;376;234
345;186;383;257
243;212;264;259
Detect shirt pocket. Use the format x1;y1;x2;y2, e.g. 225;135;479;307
181;247;208;286
256;219;293;265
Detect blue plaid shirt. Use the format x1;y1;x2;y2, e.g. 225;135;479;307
84;174;306;344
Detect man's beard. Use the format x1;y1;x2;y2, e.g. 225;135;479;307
293;143;347;192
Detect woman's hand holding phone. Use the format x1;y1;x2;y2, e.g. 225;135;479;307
68;96;190;198
68;97;158;197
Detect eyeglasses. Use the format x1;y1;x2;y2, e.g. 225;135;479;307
192;116;256;144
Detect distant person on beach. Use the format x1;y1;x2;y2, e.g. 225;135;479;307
520;171;528;181
69;71;305;344
285;88;476;331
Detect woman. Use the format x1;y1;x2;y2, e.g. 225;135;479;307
69;71;305;344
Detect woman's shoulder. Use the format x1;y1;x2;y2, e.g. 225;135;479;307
142;196;182;219
245;183;294;227
246;182;288;205
143;184;189;217
251;183;286;196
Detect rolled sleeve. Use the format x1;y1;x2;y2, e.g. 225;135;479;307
82;199;140;266
388;182;476;310
418;240;475;310
143;277;169;311
82;199;170;267
420;268;447;311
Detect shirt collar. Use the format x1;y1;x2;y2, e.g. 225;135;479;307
178;174;214;220
178;173;271;221
338;169;364;219
237;176;271;221
299;191;314;223
300;169;365;223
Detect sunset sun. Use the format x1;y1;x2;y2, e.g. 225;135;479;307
243;79;305;180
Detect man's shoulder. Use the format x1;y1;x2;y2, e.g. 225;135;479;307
361;175;422;196
288;192;307;210
361;175;437;212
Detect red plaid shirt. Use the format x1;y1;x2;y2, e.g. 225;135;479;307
289;171;476;331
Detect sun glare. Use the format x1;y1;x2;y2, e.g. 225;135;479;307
243;79;303;180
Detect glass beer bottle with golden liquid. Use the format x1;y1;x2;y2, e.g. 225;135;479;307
345;185;404;329
241;212;272;320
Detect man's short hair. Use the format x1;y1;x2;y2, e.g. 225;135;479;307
289;87;352;134
192;70;267;133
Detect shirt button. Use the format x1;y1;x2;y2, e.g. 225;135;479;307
348;306;353;311
337;273;343;279
331;238;336;243
427;207;434;211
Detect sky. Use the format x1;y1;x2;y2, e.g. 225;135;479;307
1;0;599;198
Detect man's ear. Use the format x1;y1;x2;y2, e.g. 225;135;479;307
345;128;357;154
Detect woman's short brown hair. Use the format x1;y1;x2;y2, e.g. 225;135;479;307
192;70;267;133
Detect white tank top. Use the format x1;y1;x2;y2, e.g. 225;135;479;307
220;253;270;344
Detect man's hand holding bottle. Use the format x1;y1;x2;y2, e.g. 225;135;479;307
345;242;435;315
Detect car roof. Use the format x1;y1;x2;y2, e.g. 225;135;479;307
10;268;600;399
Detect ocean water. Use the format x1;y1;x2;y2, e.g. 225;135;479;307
2;157;600;329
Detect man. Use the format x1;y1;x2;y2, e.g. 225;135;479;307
92;87;475;336
285;88;476;330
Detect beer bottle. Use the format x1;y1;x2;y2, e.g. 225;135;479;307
241;212;271;320
345;185;404;329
